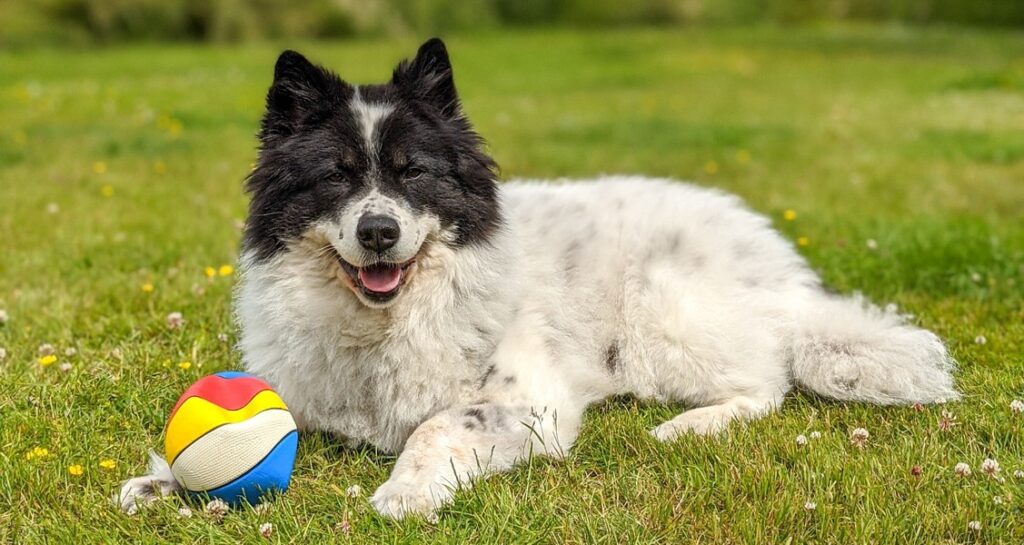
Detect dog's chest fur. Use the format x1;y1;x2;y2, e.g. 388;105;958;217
237;228;517;452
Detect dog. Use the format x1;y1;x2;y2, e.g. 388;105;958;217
118;38;959;519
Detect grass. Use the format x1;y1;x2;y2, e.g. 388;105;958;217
1;24;1023;544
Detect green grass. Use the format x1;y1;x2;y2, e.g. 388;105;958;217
2;25;1024;544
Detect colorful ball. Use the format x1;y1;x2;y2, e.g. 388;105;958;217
165;371;298;505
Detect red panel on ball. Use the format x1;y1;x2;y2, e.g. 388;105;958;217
168;375;272;421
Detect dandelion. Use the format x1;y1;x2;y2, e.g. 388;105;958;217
865;238;878;250
178;361;192;371
99;459;116;470
954;463;972;477
38;355;58;367
101;185;114;197
205;498;229;521
809;431;821;440
166;311;184;330
204;266;217;278
0;309;7;324
795;434;808;446
346;484;363;498
938;410;957;431
803;501;817;511
38;343;56;356
974;335;987;345
218;264;234;277
797;236;810;247
849;427;869;448
26;446;50;460
968;521;982;532
258;522;274;538
59;362;72;373
141;283;155;293
68;464;83;476
92;161;107;174
704;161;719;175
981;458;1000;477
783;209;797;221
46;202;60;215
178;506;193;518
1010;399;1023;414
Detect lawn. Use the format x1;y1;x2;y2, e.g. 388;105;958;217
1;25;1023;544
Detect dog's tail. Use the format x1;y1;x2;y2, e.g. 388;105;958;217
789;293;959;405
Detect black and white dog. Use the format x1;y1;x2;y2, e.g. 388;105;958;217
119;39;958;519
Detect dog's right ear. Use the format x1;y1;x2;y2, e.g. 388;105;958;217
261;50;339;140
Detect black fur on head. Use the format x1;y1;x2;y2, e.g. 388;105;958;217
243;38;501;262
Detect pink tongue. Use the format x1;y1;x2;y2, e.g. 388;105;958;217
358;266;402;293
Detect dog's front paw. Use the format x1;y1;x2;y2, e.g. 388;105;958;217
370;478;452;520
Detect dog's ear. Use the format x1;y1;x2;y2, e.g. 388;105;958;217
392;38;461;119
261;50;338;140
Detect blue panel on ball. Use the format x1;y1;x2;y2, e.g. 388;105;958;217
197;430;298;505
214;370;256;380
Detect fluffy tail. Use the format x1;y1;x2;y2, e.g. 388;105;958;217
790;293;959;405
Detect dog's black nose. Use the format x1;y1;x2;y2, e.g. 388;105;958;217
356;215;400;252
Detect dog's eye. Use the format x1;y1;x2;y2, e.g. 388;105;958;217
403;167;424;181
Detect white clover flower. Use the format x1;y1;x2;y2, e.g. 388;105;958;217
0;309;8;324
804;501;817;511
46;202;60;215
968;521;981;532
166;312;185;330
865;239;878;250
178;506;193;518
809;431;822;440
38;343;56;356
970;272;982;283
1014;469;1024;479
64;347;77;357
954;463;971;477
218;333;229;343
59;362;72;373
974;335;987;345
205;498;229;520
346;484;363;498
258;522;274;538
849;427;870;448
795;434;808;446
981;458;1000;477
1010;400;1023;414
993;496;1003;505
0;347;6;361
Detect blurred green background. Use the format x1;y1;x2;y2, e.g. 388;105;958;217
2;0;1022;49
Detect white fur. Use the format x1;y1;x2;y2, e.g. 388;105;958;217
350;87;393;159
117;177;958;518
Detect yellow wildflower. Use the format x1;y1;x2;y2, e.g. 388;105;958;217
704;161;719;175
735;149;751;164
141;283;155;293
99;459;117;470
218;265;234;277
178;361;192;370
39;355;57;367
783;209;797;221
68;464;84;476
797;236;810;247
153;161;167;175
93;161;107;174
204;266;217;278
26;446;50;460
101;185;114;197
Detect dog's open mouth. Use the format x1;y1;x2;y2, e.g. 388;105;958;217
337;258;416;302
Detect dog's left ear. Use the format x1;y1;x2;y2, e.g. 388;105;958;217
392;38;460;119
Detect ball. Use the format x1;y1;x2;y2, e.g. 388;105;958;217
164;371;298;505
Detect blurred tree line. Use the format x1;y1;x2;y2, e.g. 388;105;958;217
2;0;1022;48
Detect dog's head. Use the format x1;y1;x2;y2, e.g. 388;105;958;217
243;39;501;308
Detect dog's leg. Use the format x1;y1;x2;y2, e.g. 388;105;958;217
650;390;783;441
370;399;582;519
114;452;182;513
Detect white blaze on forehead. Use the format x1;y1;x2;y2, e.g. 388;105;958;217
350;86;394;157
